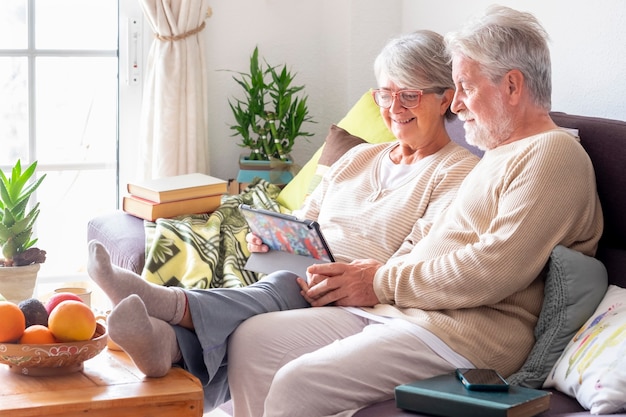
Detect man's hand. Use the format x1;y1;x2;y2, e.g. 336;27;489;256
297;259;382;307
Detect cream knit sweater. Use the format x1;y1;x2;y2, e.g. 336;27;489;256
294;141;478;265
368;129;604;376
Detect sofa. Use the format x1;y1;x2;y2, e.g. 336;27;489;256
88;92;626;416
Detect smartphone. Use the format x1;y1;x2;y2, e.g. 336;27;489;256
455;368;509;391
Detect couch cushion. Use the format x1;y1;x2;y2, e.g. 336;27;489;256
507;245;608;388
306;124;368;194
274;146;323;211
334;91;396;144
318;124;368;166
544;285;626;414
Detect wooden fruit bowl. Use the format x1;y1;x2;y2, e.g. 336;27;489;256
0;322;108;376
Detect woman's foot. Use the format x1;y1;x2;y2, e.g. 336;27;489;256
87;240;186;324
107;294;181;377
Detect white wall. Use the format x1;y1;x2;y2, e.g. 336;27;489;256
403;0;626;123
124;0;626;184
204;0;403;181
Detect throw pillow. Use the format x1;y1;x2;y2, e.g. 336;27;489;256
507;245;608;388
306;124;367;194
317;125;368;166
335;91;395;144
543;285;626;414
275;146;322;211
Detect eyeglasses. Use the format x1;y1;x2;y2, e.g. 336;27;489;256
371;88;444;109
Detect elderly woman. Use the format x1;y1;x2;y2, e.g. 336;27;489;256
87;30;478;411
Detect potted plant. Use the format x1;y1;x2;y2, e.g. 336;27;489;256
0;160;47;303
227;46;315;186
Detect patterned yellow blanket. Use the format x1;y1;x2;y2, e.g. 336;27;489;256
141;178;285;289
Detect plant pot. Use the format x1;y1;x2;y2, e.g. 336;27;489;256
0;263;40;304
237;156;295;186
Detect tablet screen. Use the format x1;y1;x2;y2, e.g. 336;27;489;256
240;205;334;262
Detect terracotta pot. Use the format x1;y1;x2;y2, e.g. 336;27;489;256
0;263;40;304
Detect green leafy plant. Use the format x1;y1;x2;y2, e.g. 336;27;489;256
227;46;315;161
0;160;47;267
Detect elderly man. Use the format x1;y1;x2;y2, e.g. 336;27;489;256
226;5;603;417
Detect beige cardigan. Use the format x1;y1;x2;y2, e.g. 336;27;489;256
370;129;603;376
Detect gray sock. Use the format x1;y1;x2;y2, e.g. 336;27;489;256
87;239;186;325
108;294;181;377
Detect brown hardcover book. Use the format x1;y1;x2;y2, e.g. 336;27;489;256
122;194;222;221
127;173;227;203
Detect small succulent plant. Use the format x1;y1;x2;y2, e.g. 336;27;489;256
0;160;47;267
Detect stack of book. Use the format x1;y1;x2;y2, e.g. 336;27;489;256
123;173;228;221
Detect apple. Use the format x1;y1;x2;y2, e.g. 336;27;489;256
45;292;84;315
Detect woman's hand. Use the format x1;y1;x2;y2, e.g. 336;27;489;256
246;232;268;253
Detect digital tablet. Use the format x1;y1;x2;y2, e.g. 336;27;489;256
239;204;335;277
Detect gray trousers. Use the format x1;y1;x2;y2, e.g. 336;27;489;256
173;270;309;410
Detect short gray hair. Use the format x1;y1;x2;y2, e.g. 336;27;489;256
374;30;454;92
444;5;552;110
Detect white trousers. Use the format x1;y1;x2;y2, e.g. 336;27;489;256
227;307;471;417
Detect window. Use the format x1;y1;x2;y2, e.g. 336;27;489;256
0;0;118;280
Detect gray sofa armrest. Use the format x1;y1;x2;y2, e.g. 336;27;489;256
87;211;146;274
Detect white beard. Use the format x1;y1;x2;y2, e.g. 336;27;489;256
457;97;514;151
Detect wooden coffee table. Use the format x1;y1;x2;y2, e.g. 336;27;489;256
0;347;203;417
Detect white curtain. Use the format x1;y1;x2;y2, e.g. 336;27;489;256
138;0;211;179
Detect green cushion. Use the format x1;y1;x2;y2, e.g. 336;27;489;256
276;91;395;211
507;245;608;388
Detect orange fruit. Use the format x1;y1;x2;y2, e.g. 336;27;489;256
19;324;57;344
0;301;26;342
48;300;96;342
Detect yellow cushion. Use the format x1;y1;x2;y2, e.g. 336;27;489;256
276;90;395;210
276;146;324;210
336;91;395;144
